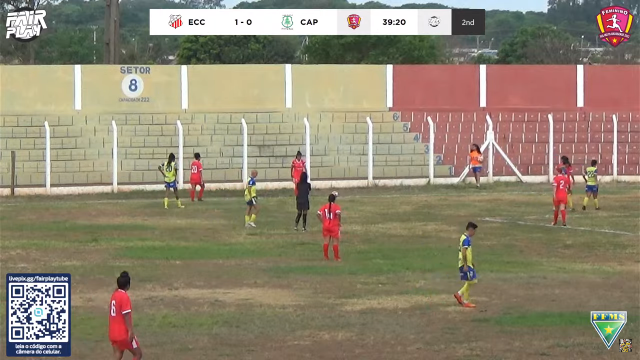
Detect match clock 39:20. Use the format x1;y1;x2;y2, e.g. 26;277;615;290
382;19;406;25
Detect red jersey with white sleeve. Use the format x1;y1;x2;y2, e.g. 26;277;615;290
318;203;341;229
190;160;203;184
553;174;570;202
109;289;132;341
291;159;306;182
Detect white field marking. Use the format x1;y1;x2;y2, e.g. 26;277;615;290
0;191;547;207
481;218;638;236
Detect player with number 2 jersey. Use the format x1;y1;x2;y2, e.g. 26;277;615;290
109;271;142;360
552;167;570;226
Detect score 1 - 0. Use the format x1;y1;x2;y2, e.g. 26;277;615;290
235;19;252;25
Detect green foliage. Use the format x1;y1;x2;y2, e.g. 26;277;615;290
1;0;638;65
473;53;497;64
497;24;581;64
303;36;445;64
177;35;299;64
234;0;353;9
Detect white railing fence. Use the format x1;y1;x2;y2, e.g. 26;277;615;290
44;121;51;193
241;118;248;183
366;117;373;184
426;115;435;183
176;120;184;189
112;120;118;193
456;113;523;183
548;113;554;182
613;114;618;181
29;112;630;194
303;117;311;181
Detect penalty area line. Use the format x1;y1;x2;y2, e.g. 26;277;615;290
481;218;638;236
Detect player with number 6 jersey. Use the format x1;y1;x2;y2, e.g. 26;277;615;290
109;271;142;360
190;152;205;202
317;193;341;261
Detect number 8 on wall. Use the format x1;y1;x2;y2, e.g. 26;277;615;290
121;74;145;98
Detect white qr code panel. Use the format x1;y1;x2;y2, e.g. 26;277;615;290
8;283;69;342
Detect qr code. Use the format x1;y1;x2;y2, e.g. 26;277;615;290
8;283;69;342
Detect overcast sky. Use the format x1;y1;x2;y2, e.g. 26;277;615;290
226;0;548;12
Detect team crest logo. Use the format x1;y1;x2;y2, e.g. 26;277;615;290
620;339;632;352
282;15;293;29
597;6;634;47
591;311;627;349
347;14;361;30
169;14;182;29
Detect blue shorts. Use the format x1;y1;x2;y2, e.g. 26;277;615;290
472;166;482;174
165;181;177;189
246;198;257;206
459;266;477;281
585;185;598;193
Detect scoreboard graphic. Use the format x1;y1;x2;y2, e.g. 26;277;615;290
149;9;485;36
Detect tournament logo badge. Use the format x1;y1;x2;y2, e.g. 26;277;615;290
596;6;634;47
591;311;627;349
347;14;361;30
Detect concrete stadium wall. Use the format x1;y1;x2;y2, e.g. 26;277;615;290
0;64;639;194
1;65;638;115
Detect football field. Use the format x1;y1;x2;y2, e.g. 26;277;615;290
1;183;639;360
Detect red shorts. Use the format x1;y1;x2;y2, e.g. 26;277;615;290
111;336;140;351
554;196;567;206
322;227;340;239
293;177;299;194
190;178;203;186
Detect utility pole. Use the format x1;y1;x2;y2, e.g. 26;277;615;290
90;25;98;63
104;0;120;64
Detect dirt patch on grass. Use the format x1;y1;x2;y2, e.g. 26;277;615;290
347;222;457;237
289;330;357;344
340;294;487;311
74;286;303;308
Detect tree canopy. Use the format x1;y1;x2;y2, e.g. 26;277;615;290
497;24;580;64
0;0;638;65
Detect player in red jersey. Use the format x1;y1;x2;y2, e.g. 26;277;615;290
317;192;342;261
552;167;571;226
109;271;142;360
189;152;205;202
291;151;306;196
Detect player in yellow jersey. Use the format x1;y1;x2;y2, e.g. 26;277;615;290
454;222;478;308
157;153;184;209
244;170;259;227
582;159;600;211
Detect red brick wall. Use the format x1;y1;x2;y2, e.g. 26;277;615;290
391;65;640;177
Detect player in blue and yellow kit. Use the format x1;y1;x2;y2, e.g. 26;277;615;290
454;222;478;308
158;153;184;209
582;159;600;211
244;170;259;227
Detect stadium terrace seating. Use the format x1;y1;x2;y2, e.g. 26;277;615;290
0;112;452;187
396;111;640;178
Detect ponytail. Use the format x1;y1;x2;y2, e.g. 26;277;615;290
327;193;336;221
